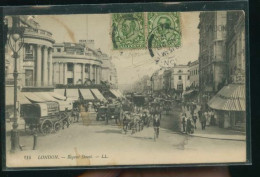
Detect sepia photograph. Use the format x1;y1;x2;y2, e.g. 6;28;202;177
3;8;248;168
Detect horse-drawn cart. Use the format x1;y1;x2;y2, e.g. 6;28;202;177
21;101;70;135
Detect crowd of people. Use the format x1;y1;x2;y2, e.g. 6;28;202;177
181;102;216;134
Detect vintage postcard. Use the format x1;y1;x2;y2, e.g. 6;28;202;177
3;5;249;169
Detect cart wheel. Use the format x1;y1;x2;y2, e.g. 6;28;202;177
54;121;61;133
40;119;53;135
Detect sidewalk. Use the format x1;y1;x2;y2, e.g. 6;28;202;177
190;124;246;141
182;106;246;141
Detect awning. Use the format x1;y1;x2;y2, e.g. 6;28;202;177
54;89;65;97
208;84;245;111
35;92;57;102
49;92;66;101
110;89;123;98
5;87;31;106
79;89;95;100
110;89;119;98
91;89;106;101
23;92;46;103
114;89;124;98
65;89;80;101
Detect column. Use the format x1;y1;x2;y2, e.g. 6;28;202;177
64;63;67;85
93;65;96;84
89;64;93;82
59;62;63;84
36;45;42;87
96;66;99;84
73;63;77;85
48;48;53;86
42;46;48;86
82;64;85;84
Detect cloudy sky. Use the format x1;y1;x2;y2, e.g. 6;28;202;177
36;12;200;87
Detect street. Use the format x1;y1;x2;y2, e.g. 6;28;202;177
6;110;246;167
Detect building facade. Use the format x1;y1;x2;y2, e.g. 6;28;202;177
226;11;246;84
5;16;55;89
188;60;199;89
98;51;118;88
151;65;190;95
52;42;102;85
198;11;227;98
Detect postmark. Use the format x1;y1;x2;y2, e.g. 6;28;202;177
147;12;181;49
112;13;146;50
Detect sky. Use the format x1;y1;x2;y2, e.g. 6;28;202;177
36;12;200;87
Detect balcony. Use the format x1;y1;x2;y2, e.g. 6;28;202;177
23;27;55;43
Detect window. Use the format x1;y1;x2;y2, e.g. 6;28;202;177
188;76;190;80
110;75;112;81
24;44;34;60
67;63;73;71
178;76;182;80
57;48;61;53
25;69;33;86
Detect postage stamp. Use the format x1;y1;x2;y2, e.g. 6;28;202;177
112;13;146;50
147;12;182;48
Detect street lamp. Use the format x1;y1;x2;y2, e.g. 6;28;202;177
8;16;25;153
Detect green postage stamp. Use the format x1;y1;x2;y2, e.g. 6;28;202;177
147;12;182;48
112;13;146;50
112;12;182;50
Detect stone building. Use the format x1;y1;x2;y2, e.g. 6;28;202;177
52;41;102;85
188;60;199;89
198;11;227;99
226;11;246;84
5;16;55;89
151;65;190;97
97;51;118;89
204;11;246;131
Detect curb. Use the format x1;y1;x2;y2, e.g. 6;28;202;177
179;132;246;141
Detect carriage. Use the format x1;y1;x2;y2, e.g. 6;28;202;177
96;106;107;121
106;104;121;124
21;101;70;135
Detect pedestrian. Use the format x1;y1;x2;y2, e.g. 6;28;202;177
181;113;187;132
201;112;207;130
153;114;160;137
186;117;192;134
76;107;80;122
192;112;197;129
210;110;215;126
205;111;210;126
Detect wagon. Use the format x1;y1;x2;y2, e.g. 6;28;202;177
21;101;70;135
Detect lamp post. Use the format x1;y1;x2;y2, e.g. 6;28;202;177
8;16;24;153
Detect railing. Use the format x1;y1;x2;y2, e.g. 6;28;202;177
54;83;107;89
22;81;54;88
24;28;53;38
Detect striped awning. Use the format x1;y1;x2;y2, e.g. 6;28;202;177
23;92;46;103
35;92;58;102
79;89;95;100
208;84;246;111
54;89;65;97
49;92;66;100
65;89;80;101
91;89;106;101
110;89;121;98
